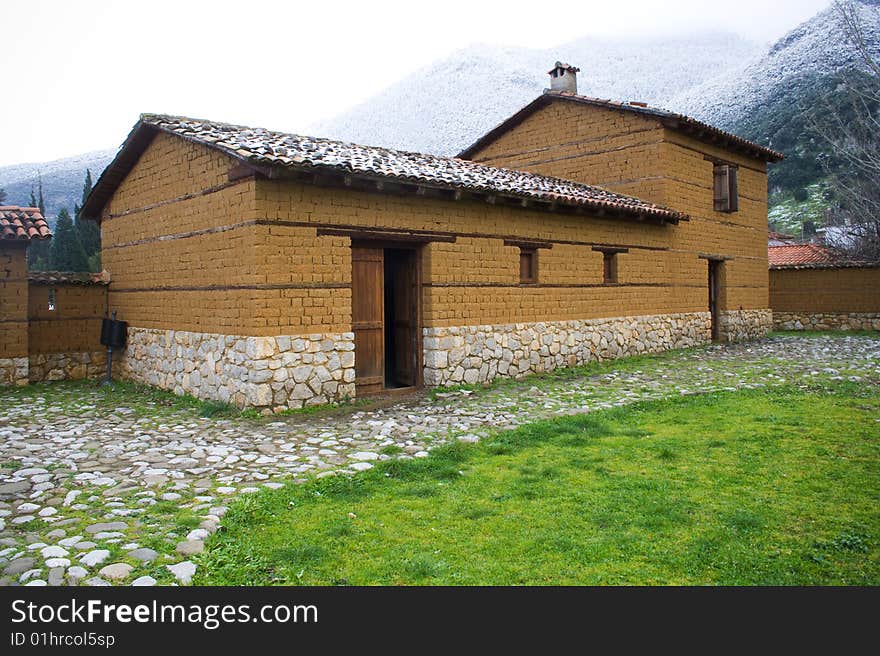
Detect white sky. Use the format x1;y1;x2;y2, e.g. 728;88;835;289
1;0;831;167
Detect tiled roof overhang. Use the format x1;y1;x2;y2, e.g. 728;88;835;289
458;91;785;163
0;206;52;242
768;244;879;270
81;114;689;226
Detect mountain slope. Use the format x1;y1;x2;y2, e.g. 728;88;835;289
0;150;115;221
313;34;760;156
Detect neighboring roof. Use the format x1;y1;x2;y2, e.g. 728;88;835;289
768;243;879;270
0;206;51;242
81;114;688;224
28;270;110;285
768;230;796;246
458;91;785;163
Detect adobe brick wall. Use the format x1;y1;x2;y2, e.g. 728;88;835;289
464;103;770;319
0;244;29;385
27;282;108;381
770;267;880;330
101;131;260;334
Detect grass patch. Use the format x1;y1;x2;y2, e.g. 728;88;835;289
198;382;880;585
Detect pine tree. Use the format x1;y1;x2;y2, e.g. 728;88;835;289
49;208;89;272
27;176;52;269
37;174;45;215
75;169;101;269
0;188;6;204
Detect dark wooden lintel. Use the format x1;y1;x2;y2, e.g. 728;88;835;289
504;239;553;250
592;246;629;254
316;226;456;243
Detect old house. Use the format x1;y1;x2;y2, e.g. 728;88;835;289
769;243;880;330
75;63;783;410
0;206;109;385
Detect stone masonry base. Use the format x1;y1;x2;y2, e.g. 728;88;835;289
772;311;880;331
422;309;772;387
29;351;107;383
423;312;713;387
118;328;356;410
718;309;774;342
0;357;29;386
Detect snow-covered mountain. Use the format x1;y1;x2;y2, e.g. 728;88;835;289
313;33;761;156
0;150;114;222
672;0;880;130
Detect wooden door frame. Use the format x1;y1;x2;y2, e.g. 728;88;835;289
351;239;424;391
708;259;721;342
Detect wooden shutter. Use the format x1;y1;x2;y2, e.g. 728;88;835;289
727;167;739;212
603;252;615;283
519;249;537;283
713;164;730;212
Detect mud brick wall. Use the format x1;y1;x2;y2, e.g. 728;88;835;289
101;131;260;334
464;101;770;316
770;267;880;314
0;244;28;360
27;283;107;354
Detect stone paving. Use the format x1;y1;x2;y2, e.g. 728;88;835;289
1;334;878;586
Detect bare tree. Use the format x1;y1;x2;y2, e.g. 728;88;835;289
809;1;880;260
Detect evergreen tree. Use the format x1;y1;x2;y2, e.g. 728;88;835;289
49;208;89;271
27;177;51;269
74;169;101;268
0;188;6;204
37;174;45;215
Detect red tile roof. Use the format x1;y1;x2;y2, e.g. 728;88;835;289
458;91;785;163
768;244;878;270
0;206;51;242
28;270;110;285
81;114;689;225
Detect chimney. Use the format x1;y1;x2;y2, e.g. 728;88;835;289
548;62;580;94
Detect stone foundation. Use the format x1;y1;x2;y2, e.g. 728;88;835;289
718;309;773;342
119;327;356;410
422;312;712;387
28;351;107;383
772;311;880;331
0;357;29;386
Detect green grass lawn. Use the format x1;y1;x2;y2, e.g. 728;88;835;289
199;383;880;585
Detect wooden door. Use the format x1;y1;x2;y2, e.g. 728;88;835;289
352;246;385;395
391;250;417;386
708;260;720;341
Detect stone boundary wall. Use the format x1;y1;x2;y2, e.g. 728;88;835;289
28;351;107;383
718;309;773;342
118;327;356;410
773;312;880;331
0;357;29;386
422;312;712;387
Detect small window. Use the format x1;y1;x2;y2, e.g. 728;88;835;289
519;248;537;284
713;163;739;212
47;288;56;311
603;252;617;284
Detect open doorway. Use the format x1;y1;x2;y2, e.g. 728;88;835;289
708;259;722;341
351;243;421;396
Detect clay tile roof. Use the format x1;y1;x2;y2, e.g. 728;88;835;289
768;244;878;270
0;206;52;242
458;91;785;163
81;114;687;224
27;270;110;285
